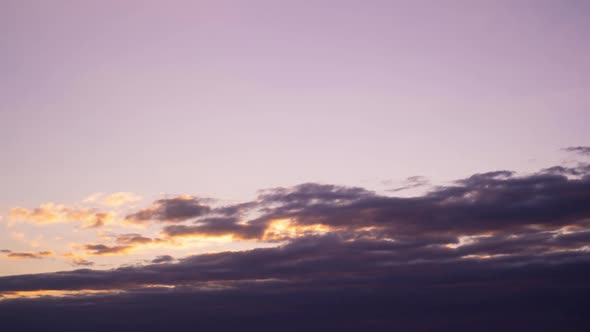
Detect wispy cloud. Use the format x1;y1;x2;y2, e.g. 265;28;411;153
84;192;143;207
5;251;54;260
563;146;590;156
8;204;115;228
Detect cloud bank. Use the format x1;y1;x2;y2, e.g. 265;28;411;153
1;163;590;331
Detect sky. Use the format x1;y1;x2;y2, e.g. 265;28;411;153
1;1;590;331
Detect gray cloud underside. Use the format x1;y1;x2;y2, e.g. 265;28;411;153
2;164;590;331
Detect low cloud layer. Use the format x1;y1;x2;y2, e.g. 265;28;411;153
1;163;589;331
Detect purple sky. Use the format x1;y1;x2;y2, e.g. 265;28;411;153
1;0;590;275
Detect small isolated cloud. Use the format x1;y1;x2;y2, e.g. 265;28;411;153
563;146;590;156
151;255;174;264
0;250;11;253
5;251;54;259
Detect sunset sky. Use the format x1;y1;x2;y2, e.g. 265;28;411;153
1;1;590;331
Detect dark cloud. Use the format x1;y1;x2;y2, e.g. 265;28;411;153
257;183;373;207
125;196;211;223
133;167;590;243
563;146;590;156
4;165;589;330
162;217;266;240
541;164;590;176
1;229;589;293
0;232;589;331
0;250;11;253
83;244;131;256
1;275;589;332
151;255;174;264
258;170;590;237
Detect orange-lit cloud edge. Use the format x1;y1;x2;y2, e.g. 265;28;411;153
2;161;590;300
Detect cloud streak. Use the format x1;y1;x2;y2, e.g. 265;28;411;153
564;146;590;156
4;251;54;260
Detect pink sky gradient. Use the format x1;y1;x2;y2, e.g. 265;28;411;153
1;0;589;275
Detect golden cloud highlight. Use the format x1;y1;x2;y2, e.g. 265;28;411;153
8;204;115;228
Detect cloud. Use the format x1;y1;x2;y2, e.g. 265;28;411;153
62;253;94;267
83;244;132;256
1;225;589;293
541;164;590;176
152;255;174;264
82;193;104;203
72;234;169;258
386;175;430;192
125;196;211;224
252;170;590;238
8;204;115;228
0;250;11;253
5;251;54;259
101;192;143;207
161;217;266;240
127;167;590;242
1;164;590;330
2;268;589;332
70;258;94;267
563;146;590;156
115;234;156;245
